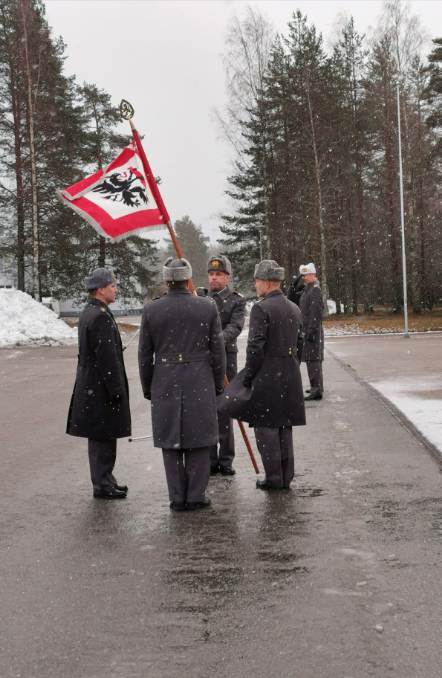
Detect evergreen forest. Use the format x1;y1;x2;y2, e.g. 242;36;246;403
0;0;158;301
218;3;442;312
0;0;441;312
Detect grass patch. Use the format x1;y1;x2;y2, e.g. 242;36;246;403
324;309;442;334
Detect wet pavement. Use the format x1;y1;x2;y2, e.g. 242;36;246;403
1;338;441;677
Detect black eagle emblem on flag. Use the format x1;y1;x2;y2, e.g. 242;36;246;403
92;167;148;208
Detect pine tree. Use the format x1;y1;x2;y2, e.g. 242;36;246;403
164;216;209;287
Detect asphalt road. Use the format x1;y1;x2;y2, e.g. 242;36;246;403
1;336;441;678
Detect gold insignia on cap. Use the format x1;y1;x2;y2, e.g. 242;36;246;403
210;259;220;269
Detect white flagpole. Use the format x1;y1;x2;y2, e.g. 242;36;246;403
396;82;409;338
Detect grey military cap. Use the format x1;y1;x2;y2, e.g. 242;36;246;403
254;259;285;281
163;257;193;282
84;268;116;290
207;254;232;276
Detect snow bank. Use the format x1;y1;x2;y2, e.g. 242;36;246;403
371;377;442;455
0;289;77;348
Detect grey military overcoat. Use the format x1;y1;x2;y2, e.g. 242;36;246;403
138;288;226;449
209;284;246;381
299;283;324;362
218;290;306;428
66;299;131;440
209;286;246;354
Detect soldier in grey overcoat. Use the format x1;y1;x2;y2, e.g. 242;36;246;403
218;260;305;490
299;263;324;400
66;268;131;499
138;258;226;511
205;255;246;475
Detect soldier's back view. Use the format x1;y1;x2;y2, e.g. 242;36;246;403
138;258;226;511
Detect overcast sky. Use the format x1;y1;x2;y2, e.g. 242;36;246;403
45;0;440;243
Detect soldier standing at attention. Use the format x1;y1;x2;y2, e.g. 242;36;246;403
299;262;325;401
66;268;131;499
138;258;226;512
206;255;246;476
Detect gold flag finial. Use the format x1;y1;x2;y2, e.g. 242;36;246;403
119;99;135;120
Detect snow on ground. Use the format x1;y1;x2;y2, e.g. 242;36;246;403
324;324;411;336
0;289;77;348
371;376;442;454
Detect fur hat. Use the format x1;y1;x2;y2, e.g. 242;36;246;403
84;268;116;290
299;262;316;275
254;259;285;281
162;257;193;282
207;255;232;276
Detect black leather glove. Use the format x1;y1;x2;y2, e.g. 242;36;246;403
144;393;151;401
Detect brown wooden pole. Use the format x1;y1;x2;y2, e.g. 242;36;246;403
223;374;259;474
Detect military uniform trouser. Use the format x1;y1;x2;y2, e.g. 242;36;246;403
210;352;237;470
306;360;324;393
88;438;117;491
162;447;211;504
254;427;295;488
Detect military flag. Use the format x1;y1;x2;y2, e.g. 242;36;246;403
58;142;169;241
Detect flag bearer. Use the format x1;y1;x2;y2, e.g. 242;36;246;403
205;255;246;475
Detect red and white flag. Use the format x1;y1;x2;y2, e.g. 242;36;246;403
58;143;169;241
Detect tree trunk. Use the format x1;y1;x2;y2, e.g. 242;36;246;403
20;0;40;300
305;82;329;314
9;59;25;291
98;236;106;267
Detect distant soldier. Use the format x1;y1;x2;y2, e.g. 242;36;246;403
299;262;324;401
66;268;131;499
138;258;226;511
218;260;305;490
206;255;246;475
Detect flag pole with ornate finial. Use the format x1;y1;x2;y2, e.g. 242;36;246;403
119;99;259;474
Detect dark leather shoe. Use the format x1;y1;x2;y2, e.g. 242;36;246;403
93;487;127;499
256;479;281;490
186;498;212;510
210;465;220;475
304;390;323;401
170;501;186;511
220;466;236;476
114;484;128;493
